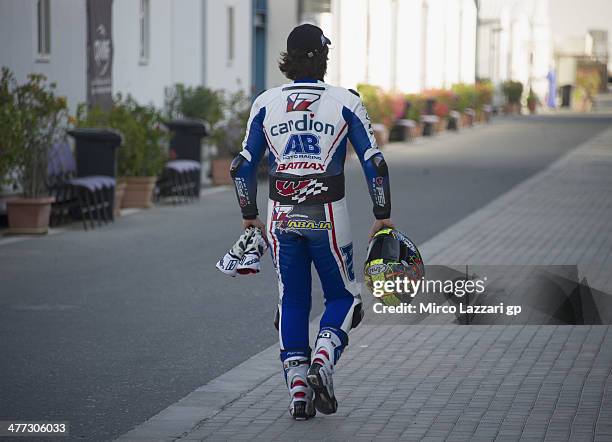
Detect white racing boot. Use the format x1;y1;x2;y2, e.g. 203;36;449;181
236;227;267;275
307;328;345;415
283;355;316;420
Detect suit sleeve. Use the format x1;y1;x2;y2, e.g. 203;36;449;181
342;100;391;220
230;101;267;219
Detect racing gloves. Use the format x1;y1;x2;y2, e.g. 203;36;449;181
216;227;268;276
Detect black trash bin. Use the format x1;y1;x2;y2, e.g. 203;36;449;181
560;85;572;108
422;98;437;137
424;98;436;115
68;128;122;178
66;128;122;224
164;119;208;197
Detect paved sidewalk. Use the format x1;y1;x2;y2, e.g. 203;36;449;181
420;126;612;292
182;325;612;441
118;126;612;441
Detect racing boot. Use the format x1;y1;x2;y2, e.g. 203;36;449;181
283;355;316;420
307;327;347;415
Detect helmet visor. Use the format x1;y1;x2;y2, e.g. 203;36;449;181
366;235;413;264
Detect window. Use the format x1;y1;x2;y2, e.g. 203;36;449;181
298;0;331;17
139;0;150;63
37;0;51;57
227;6;234;62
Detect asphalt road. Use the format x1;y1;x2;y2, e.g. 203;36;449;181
1;115;610;440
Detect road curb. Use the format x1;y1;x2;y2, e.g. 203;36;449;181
116;345;280;441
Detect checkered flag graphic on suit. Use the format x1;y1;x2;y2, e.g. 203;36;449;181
292;180;329;203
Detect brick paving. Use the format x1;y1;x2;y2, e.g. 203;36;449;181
420;127;612;293
180;325;612;441
118;126;612;441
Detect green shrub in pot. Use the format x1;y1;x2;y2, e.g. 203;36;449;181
76;95;167;178
75;95;167;208
1;68;68;233
451;83;476;113
356;83;395;129
502;80;524;111
0;69;22;188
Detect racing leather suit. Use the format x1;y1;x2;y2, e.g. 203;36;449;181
231;78;391;365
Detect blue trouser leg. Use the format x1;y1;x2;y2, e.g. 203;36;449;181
309;236;355;334
276;232;312;361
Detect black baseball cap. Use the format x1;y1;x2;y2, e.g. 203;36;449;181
287;24;331;55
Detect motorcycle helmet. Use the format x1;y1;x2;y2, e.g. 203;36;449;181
364;228;425;306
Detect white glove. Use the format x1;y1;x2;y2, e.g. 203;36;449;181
236;227;268;275
216;227;268;276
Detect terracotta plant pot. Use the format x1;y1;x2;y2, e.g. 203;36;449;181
6;196;55;234
371;124;388;148
527;101;537;114
211;158;233;186
121;176;156;208
114;179;127;217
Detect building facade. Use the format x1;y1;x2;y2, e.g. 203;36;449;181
1;0;480;113
296;0;477;93
0;0;270;111
476;0;611;105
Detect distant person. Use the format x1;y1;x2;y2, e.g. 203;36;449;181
229;24;393;419
547;68;557;108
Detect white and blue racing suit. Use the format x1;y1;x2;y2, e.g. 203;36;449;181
231;78;391;366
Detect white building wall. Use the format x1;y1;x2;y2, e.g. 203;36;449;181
395;0;423;93
0;0;87;113
320;0;476;92
266;0;298;88
113;0;205;107
204;0;252;94
478;0;553;99
367;0;394;90
334;0;368;90
171;0;205;86
424;0;445;89
460;0;477;83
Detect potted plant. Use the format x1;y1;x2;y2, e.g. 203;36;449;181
357;84;395;147
75;95;167;208
120;98;166;208
0;70;21;217
451;83;477;126
502;80;524;114
165;84;224;184
209;90;251;185
405;94;424;137
474;80;493;121
433;101;449;132
1;69;68;234
574;68;601;112
421;89;452;132
526;89;539;114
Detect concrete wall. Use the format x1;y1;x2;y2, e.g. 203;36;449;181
330;0;477;92
0;0;87;112
0;0;482;113
204;0;252;94
478;0;552;99
113;0;204;108
266;0;298;88
549;0;612;71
